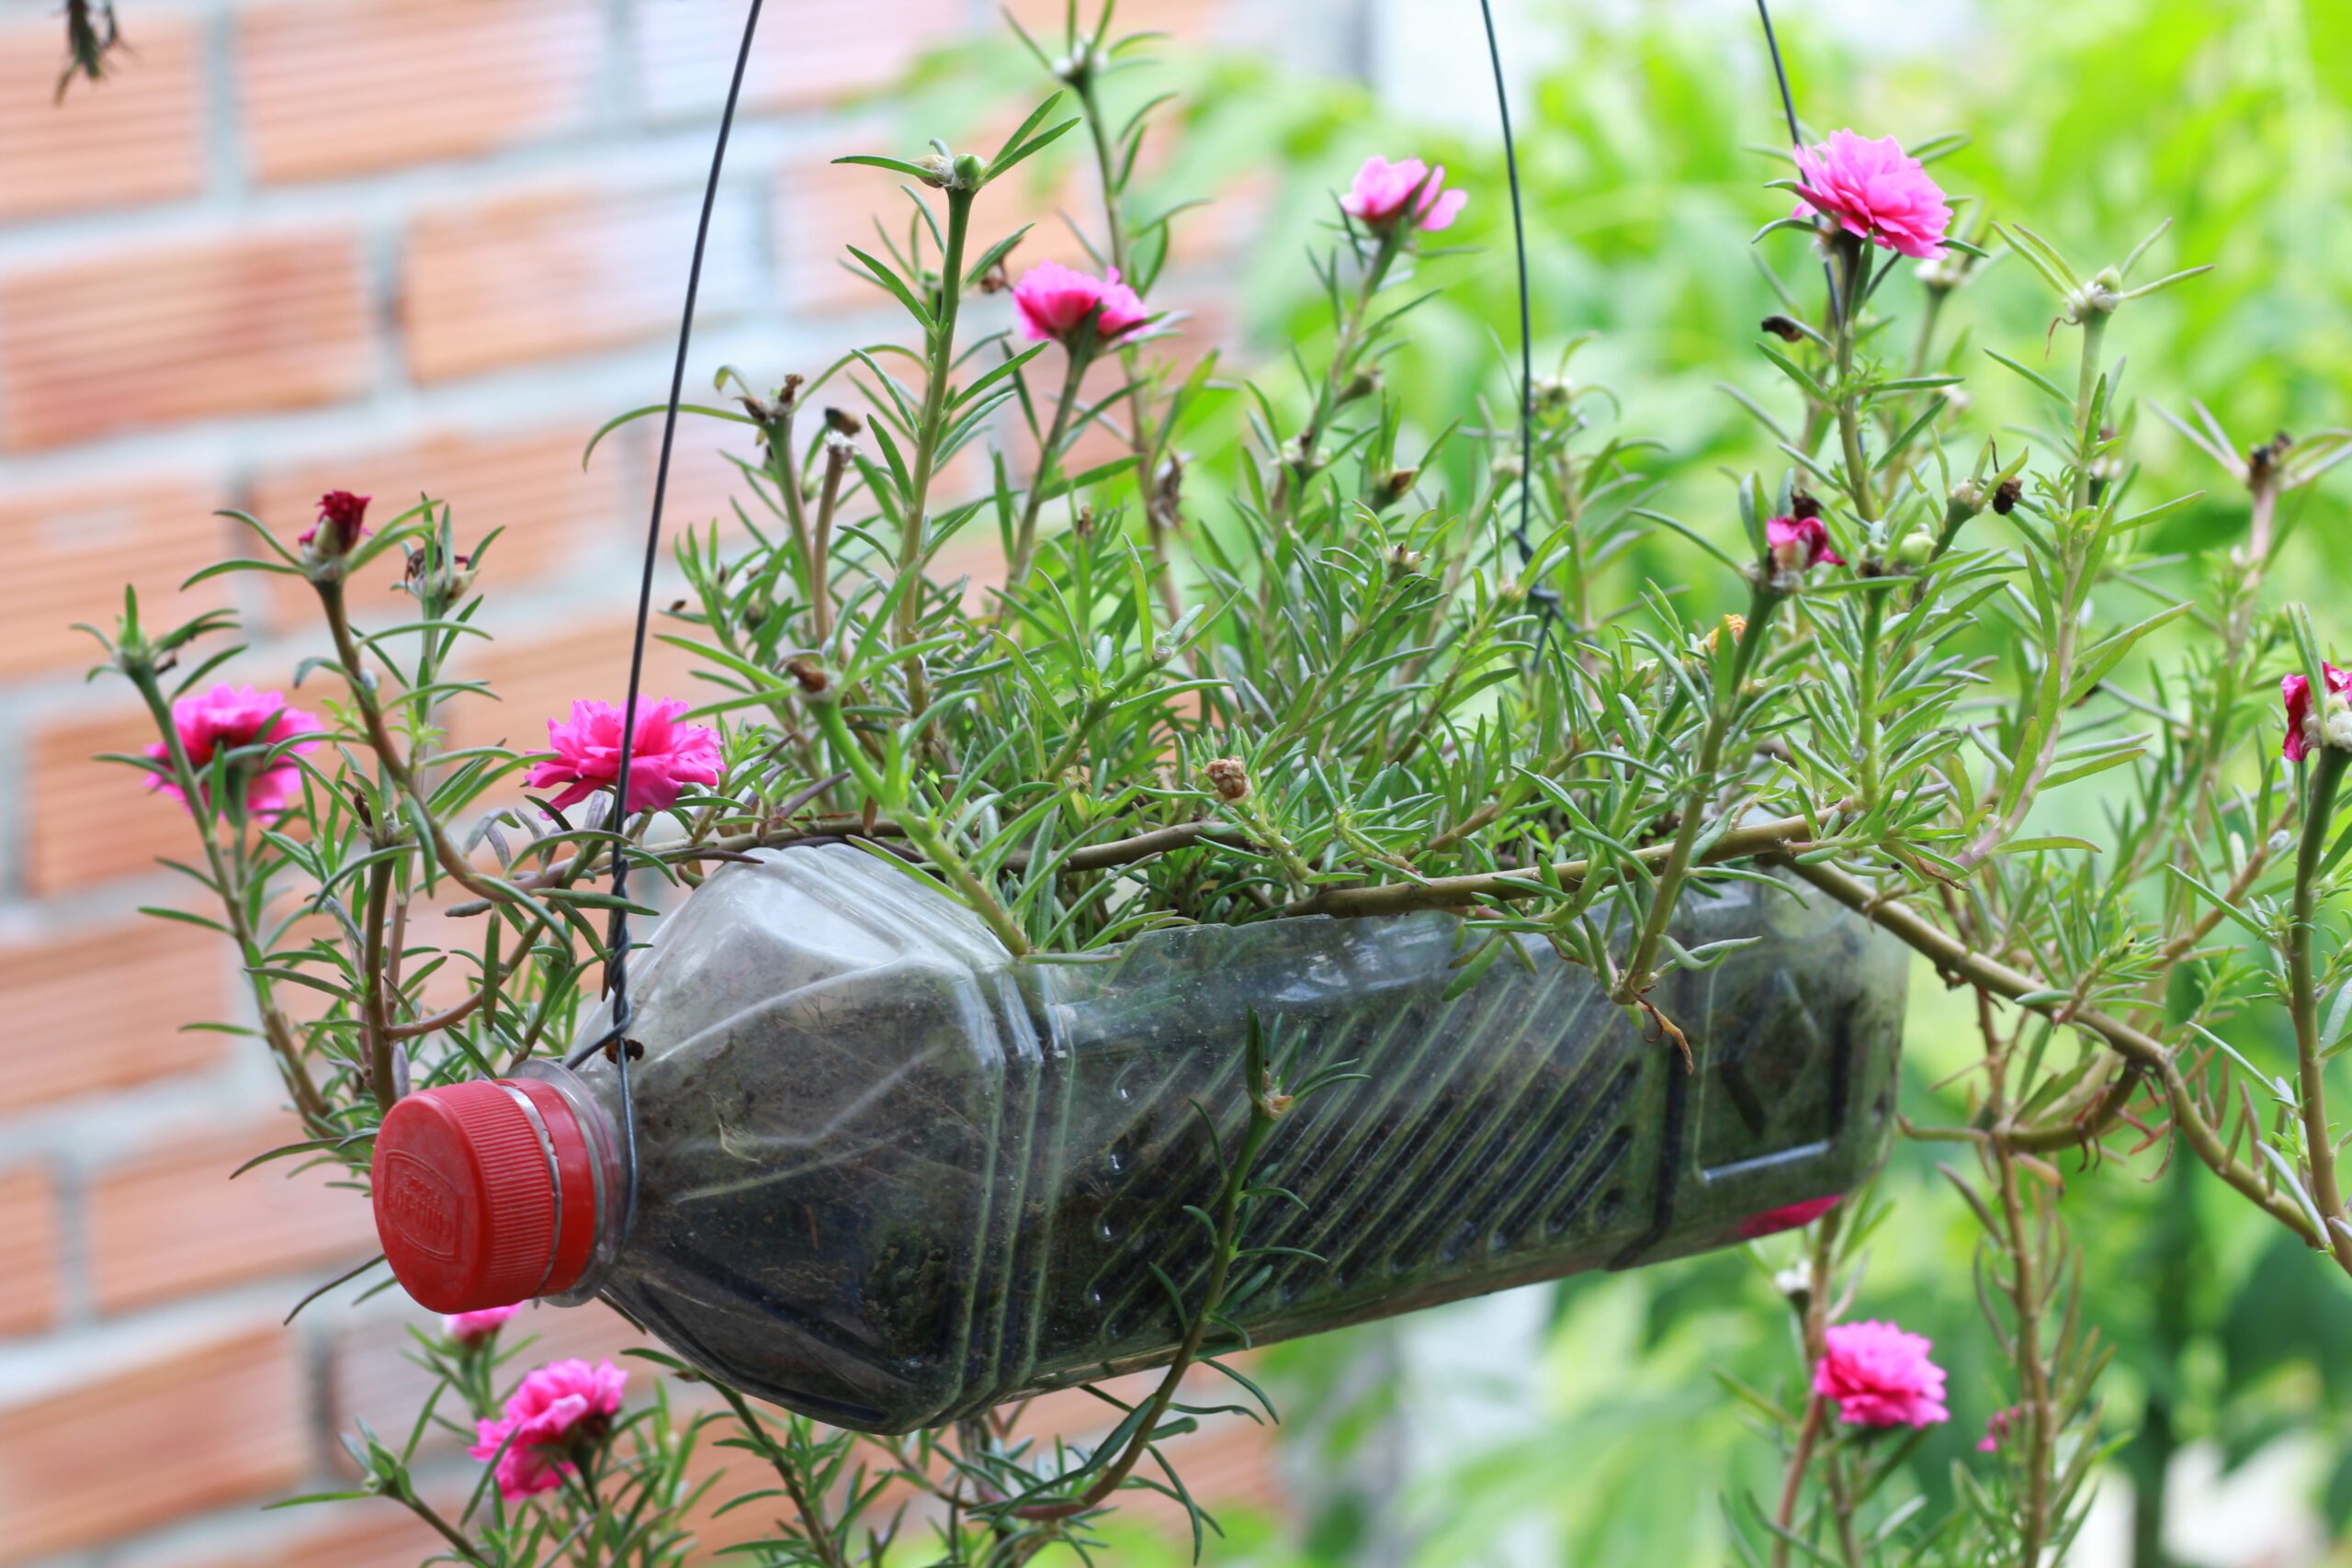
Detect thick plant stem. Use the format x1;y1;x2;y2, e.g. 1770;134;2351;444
1770;1215;1838;1568
1006;329;1096;591
1780;854;2344;1265
1072;72;1186;634
124;662;330;1127
896;185;978;713
1995;1136;2053;1562
1828;236;1879;524
1274;228;1403;527
1612;584;1780;1006
1855;587;1886;807
2290;748;2352;1269
318;579;513;908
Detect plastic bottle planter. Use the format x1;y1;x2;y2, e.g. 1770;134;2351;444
374;844;1905;1433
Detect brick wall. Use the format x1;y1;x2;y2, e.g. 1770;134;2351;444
0;1;1335;1561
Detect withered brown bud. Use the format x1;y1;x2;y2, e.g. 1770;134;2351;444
784;657;831;695
1760;314;1806;344
779;372;805;406
1204;758;1250;802
977;262;1010;294
1790;489;1825;522
1993;477;2024;515
1071;506;1097;542
2250;430;2295;479
1383;467;1419;498
824;405;865;437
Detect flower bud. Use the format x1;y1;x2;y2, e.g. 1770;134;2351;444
1204;758;1250;802
1386;542;1424;578
300;490;371;558
1948;479;1985;516
1892;528;1936;571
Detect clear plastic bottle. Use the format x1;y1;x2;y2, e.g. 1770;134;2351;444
374;844;1905;1433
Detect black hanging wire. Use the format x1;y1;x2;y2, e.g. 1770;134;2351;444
1475;0;1557;645
1753;0;1840;323
563;0;769;1256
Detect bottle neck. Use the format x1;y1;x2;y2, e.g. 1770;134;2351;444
513;1058;634;1304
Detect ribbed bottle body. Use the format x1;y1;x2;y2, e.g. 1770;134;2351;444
565;846;1904;1433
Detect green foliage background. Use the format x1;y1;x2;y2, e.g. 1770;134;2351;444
889;0;2352;1562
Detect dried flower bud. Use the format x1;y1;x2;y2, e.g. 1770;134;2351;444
2250;430;2295;482
1993;477;2024;515
1071;506;1096;542
824;405;865;437
1382;467;1419;498
1204;758;1250;802
1760;313;1806;344
976;261;1011;294
785;657;831;696
1789;489;1825;522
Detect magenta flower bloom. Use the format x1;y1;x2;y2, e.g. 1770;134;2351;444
1736;1194;1840;1240
443;1304;520;1347
1011;261;1148;347
145;683;320;819
298;490;371;552
2281;664;2352;762
1766;513;1844;573
1340;155;1468;233
1814;1320;1951;1429
525;697;722;814
1790;130;1951;261
469;1357;628;1501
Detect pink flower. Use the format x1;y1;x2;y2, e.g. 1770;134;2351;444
1790;130;1951;261
144;683;320;818
1011;261;1148;346
469;1358;628;1502
1766;513;1844;572
298;490;371;552
1340;155;1468;233
1736;1195;1840;1240
1978;1404;2021;1453
1814;1320;1951;1429
443;1304;520;1347
525;697;722;814
2281;664;2352;762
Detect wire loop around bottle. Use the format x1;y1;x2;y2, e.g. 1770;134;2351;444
563;0;769;1258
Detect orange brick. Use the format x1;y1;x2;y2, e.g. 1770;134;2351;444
0;1323;309;1564
402;184;750;381
247;425;632;626
0;229;373;452
27;702;206;892
443;612;703;758
240;0;604;185
88;1119;376;1313
0;14;203;220
114;1506;444;1568
0;468;234;680
634;0;962;120
1001;0;1227;46
0;1168;60;1337
0;916;233;1112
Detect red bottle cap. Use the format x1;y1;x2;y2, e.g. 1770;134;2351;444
372;1078;602;1314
